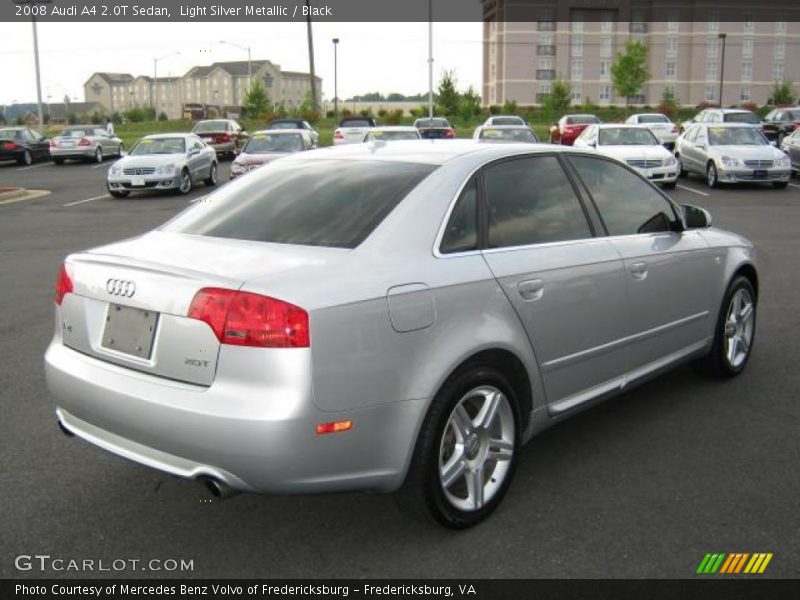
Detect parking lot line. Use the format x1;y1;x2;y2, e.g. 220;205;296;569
91;162;111;169
16;162;50;172
63;194;111;207
788;183;800;190
676;184;710;197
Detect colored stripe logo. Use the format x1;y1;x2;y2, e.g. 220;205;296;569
696;553;773;574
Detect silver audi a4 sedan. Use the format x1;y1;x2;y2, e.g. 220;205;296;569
46;142;758;528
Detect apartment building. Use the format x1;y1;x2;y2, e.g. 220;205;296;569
84;60;321;118
483;0;800;106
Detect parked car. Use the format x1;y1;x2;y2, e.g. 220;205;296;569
229;129;314;180
574;124;679;188
473;125;539;144
675;123;791;188
0;127;50;165
362;126;421;142
48;141;758;529
333;116;377;145
414;117;456;139
266;118;319;147
549;114;600;145
680;108;762;134
107;134;217;197
191;119;248;157
625;113;680;149
50;126;122;164
778;127;800;175
482;115;527;127
761;107;800;145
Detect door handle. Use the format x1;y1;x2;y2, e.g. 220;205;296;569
630;261;648;281
517;279;544;301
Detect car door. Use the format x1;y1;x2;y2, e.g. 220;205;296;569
567;155;719;375
188;136;209;179
477;154;630;410
682;125;708;173
788;131;800;169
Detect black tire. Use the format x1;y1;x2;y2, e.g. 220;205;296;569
117;143;124;157
772;181;789;189
53;158;64;165
706;162;719;188
94;147;103;163
204;162;218;186
18;150;32;166
662;181;677;190
677;155;688;178
396;365;519;529
109;190;129;198
693;276;756;378
176;168;192;195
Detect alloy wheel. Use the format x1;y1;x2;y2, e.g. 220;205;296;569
179;170;192;194
724;288;755;369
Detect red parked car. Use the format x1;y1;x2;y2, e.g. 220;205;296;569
549;114;601;145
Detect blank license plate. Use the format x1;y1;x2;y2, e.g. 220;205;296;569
131;177;145;186
753;170;768;179
101;303;158;359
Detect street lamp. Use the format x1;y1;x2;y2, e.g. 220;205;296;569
718;33;727;107
220;40;252;96
332;38;339;117
428;0;434;120
153;52;181;115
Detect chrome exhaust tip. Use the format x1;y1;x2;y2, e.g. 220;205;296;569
199;476;240;500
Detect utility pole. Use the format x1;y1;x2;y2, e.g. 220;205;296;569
428;0;434;119
332;38;339;117
306;0;318;110
717;33;727;107
32;18;44;130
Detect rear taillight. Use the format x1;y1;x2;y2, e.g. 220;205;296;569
55;263;73;306
333;130;344;140
218;133;231;143
2;142;17;151
444;129;455;138
188;288;310;348
77;138;91;146
671;125;678;133
49;139;56;147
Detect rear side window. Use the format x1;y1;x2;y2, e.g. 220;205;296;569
164;160;436;249
484;156;592;248
440;178;478;254
569;156;679;236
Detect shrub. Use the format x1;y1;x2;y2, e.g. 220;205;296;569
695;101;718;111
66;113;77;125
341;108;352;117
501;99;518;114
359;109;371;117
377;108;388;118
90;111;104;124
300;108;320;123
739;101;759;112
488;105;502;115
111;111;122;124
384;109;404;125
158;111;168;121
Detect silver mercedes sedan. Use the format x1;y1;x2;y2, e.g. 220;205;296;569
46;142;758;528
107;134;217;197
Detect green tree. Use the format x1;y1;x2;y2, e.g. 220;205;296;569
541;79;571;122
658;88;679;118
771;80;797;106
611;40;650;107
244;81;271;120
437;69;460;116
459;86;482;120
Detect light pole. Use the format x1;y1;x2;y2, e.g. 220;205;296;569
32;19;44;130
305;0;318;111
428;0;434;120
718;33;727;107
332;38;339;117
220;40;252;98
153;52;180;115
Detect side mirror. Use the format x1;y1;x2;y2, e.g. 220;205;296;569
682;204;712;229
188;148;201;156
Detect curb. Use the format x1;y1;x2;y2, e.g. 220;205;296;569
0;187;27;201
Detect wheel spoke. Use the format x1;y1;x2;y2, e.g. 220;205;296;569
727;336;739;364
739;302;753;324
465;466;485;510
487;438;514;462
476;390;502;431
738;334;750;355
440;449;466;489
451;405;472;440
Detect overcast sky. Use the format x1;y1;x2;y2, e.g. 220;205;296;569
0;21;482;106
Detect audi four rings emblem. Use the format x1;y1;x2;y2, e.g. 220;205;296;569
106;279;136;297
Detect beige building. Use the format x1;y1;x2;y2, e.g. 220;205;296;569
84;60;321;118
483;1;800;106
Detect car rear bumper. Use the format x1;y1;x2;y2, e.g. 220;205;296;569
0;150;23;161
51;147;96;159
45;340;423;495
205;141;236;154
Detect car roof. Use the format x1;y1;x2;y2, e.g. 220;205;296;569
277;139;590;167
477;125;533;130
631;113;671;118
695;122;758;128
713;109;753;114
488;115;524;119
269;118;304;123
593;123;649;129
370;126;418;131
252;128;306;135
141;133;192;140
563;114;598;118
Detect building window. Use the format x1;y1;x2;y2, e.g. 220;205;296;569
600;13;613;34
707;17;719;34
773;62;785;81
706;37;718;58
774;40;785;60
540;82;552;95
600;37;612;58
570;85;582;104
740;87;751;102
571;59;583;80
537;20;555;32
600;60;611;80
775;20;786;34
539;56;554;70
705;86;716;102
667;16;679;33
571;35;583;57
742;38;753;59
706;60;717;81
571;13;584;33
741;61;753;82
743;16;754;34
665;62;676;81
540;32;553;46
599;85;611;103
666;37;678;58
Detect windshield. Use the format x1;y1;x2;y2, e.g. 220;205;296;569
708;127;767;146
368;130;420;141
339;119;372;128
163;160;437;249
638;115;669;124
598;128;658;146
566;115;599;125
129;138;186;155
723;112;759;125
268;121;302;130
243;133;304;153
479;128;538;143
417;118;450;128
491;117;524;126
59;128;91;138
193;121;229;133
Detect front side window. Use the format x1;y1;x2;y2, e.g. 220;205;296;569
568;156;678;236
708;127;767;146
598;128;659;146
483;156;591;248
440;178;478;254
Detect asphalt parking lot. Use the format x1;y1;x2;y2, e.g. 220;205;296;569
1;157;799;579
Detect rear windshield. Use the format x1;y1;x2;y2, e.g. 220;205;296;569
339;119;373;128
164;160;437;248
491;117;525;126
368;130;420;141
566;115;599;125
723;112;759;124
417;118;450;128
194;120;229;132
637;114;669;124
479;128;538;143
268;121;302;130
244;133;304;153
60;128;91;137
